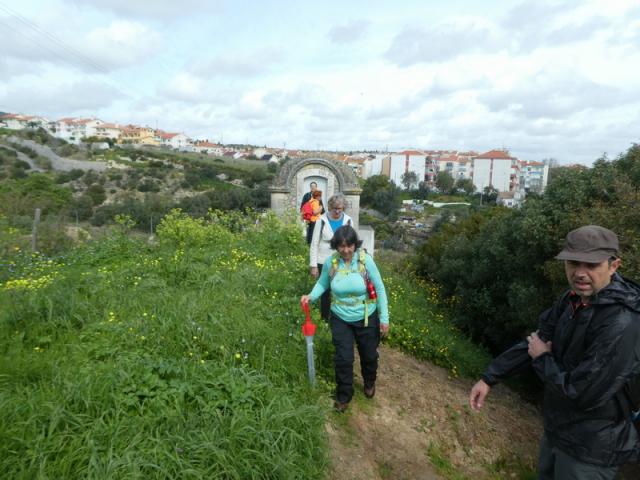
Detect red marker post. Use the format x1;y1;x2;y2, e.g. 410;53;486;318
301;300;317;386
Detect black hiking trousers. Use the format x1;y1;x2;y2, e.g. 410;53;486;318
330;310;380;404
316;263;331;321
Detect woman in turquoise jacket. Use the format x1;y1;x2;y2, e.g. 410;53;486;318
301;225;389;412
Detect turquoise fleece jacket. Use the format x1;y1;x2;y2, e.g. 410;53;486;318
309;250;389;324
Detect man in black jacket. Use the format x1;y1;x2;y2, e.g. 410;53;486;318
469;225;640;479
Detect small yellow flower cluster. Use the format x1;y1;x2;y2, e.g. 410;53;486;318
2;255;65;291
2;273;57;291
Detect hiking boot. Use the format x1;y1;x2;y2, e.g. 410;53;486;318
364;385;376;399
334;401;349;413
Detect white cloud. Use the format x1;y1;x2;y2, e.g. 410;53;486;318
328;19;370;44
384;17;500;66
191;48;285;78
84;20;162;69
0;75;123;116
68;0;216;20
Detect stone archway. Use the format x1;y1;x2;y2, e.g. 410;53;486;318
270;157;362;230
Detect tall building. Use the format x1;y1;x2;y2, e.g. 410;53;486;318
382;150;427;189
472;149;519;193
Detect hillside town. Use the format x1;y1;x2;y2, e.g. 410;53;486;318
1;112;551;207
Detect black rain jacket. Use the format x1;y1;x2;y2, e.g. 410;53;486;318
482;273;640;466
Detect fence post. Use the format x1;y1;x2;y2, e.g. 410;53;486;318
32;208;41;252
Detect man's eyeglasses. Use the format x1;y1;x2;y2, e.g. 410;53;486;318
330;207;344;212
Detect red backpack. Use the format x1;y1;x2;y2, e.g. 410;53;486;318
301;201;314;221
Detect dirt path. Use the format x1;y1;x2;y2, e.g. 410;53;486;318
326;345;542;479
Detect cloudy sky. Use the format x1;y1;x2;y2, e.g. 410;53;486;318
1;0;639;165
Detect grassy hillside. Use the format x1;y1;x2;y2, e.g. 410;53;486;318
0;210;489;478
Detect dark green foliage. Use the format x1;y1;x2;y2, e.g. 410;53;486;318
401;171;418;190
55;169;85;184
9;166;27;179
413;145;640;353
70;194;95;221
82;170;100;186
361;175;401;218
91;193;174;231
13;159;31;169
55;143;80;157
136;178;160;192
436;170;455;194
85;183;106;205
0;145;18;164
455;177;475;195
0;174;72;217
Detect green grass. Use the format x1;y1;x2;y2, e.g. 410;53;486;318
1;211;328;478
379;254;491;378
0;210;493;478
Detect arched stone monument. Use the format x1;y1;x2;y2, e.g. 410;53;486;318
270;157;374;253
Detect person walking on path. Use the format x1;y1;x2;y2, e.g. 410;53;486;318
300;181;324;218
469;225;640;479
301;226;389;412
309;193;353;321
304;190;323;245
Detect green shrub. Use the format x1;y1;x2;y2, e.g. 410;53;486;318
413;144;640;353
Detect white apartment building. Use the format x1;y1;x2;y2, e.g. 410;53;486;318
53;118;105;143
360;154;386;179
436;153;472;181
382;150;427;189
520;161;550;193
94;123;122;140
472;149;519;193
159;132;191;150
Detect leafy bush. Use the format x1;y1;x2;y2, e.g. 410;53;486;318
55;143;79;157
55;168;85;184
0;174;72;217
413;144;640;353
85;184;106;205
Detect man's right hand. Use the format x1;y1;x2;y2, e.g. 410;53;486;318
469;379;491;412
310;267;319;278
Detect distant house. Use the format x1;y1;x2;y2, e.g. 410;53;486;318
158;132;191;150
192;141;223;155
94;123;122;141
117;125;158;146
53;117;105;143
1;113;48;130
497;190;525;208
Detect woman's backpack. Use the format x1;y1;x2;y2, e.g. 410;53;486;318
301;201;314;222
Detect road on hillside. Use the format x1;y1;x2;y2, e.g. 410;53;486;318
6;136;109;172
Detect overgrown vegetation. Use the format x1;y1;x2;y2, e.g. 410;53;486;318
0;210;490;478
0;130;275;251
413;144;640;353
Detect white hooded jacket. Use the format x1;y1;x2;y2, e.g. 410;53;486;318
309;212;353;267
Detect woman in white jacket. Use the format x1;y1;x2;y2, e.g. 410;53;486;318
309;193;353;320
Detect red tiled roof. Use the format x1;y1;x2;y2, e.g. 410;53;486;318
475;149;513;159
400;150;424;156
195;141;219;148
158;132;178;139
